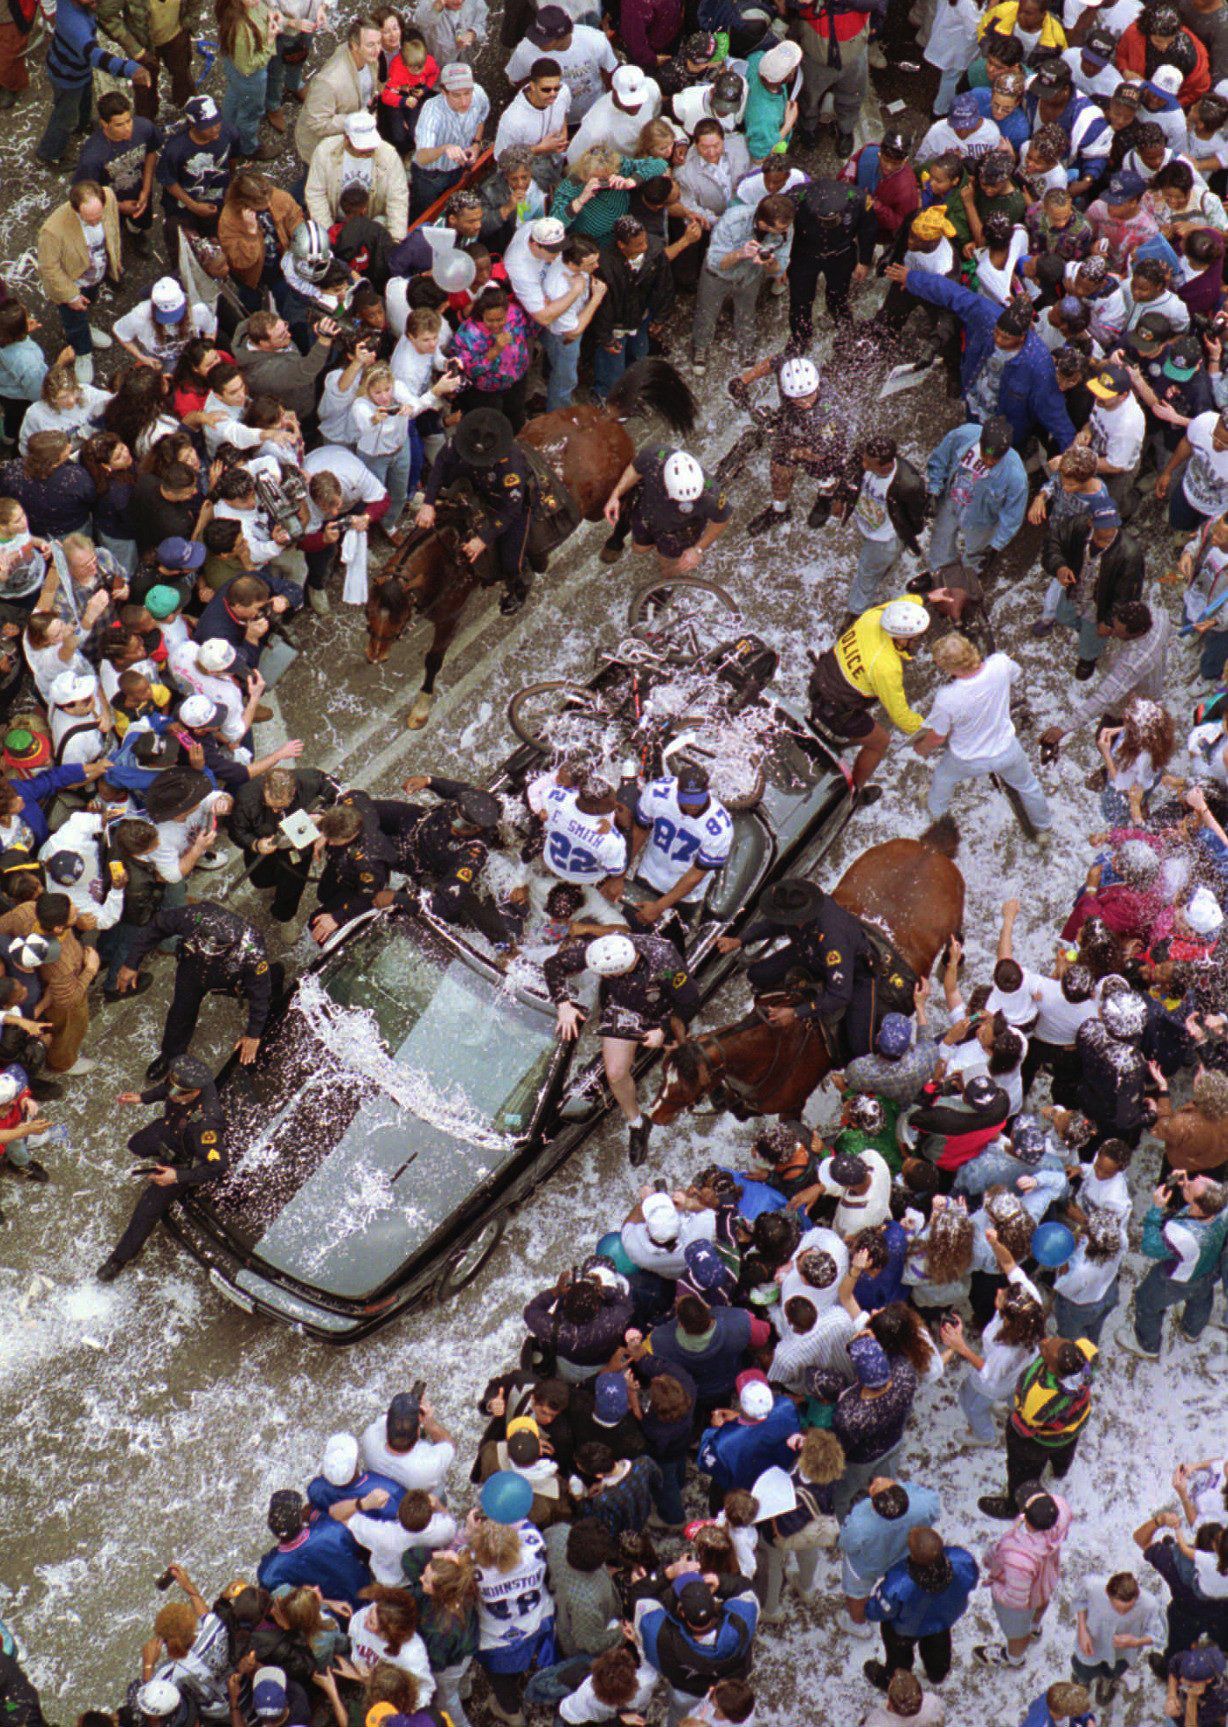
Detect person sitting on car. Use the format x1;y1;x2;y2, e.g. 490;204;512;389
540;769;630;922
543;930;700;1167
629;764;734;934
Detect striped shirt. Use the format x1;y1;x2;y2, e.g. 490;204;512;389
47;0;139;88
414;85;490;153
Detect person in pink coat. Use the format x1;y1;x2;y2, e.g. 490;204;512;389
975;1482;1074;1667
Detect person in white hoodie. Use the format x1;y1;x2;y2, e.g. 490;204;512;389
38;811;124;931
1052;1205;1128;1343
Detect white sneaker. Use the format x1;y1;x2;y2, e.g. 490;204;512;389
72;352;94;386
1114;1324;1159;1360
1121;1669;1141;1693
63;1057;96;1076
88;325;113;349
846;1617;875;1640
196;847;229;871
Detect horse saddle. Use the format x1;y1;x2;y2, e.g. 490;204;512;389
521;445;582;573
856;923;916;1016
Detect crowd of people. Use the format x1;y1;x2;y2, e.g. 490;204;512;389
10;0;1228;1714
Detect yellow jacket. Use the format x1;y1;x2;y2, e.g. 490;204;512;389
832;598;926;735
978;1;1067;46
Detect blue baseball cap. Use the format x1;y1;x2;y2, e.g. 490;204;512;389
1105;169;1145;202
950;91;981;126
157;536;206;571
877;1012;913;1058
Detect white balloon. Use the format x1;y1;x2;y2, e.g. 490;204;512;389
432;250;476;292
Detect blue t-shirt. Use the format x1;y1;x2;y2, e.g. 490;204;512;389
306;1468;405;1523
74;117;161;199
157;122;239;211
971;87;1028;153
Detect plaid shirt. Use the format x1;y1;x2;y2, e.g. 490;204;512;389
1070;603;1170;729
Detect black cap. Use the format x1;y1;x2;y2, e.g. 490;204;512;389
880;128;912;156
168;1054;213;1092
808;180;849;218
758;877;825;926
1135;309;1176;342
710;70;744;113
980;414;1014;458
675;764;710;802
1034;57;1072;87
386;1390;421;1448
267;1489;305;1539
1084;24;1119;53
678;1581;719;1629
453;408;515;468
455;787;501;829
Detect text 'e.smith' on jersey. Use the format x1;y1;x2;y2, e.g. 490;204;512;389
542;786;628;882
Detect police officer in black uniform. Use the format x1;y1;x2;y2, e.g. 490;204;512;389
544;929;701;1164
600;445;732;571
114;903;281;1082
787;178;876;349
717;877;877;1057
95;1054;227;1281
310;781;515;953
415;407;536;615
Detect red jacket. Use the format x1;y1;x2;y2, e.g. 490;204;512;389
1115;22;1208;107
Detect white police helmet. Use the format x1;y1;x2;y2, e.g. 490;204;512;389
662;451;705;502
779;357;819;399
586;934;637;976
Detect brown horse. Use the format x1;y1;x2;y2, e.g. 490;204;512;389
365;358;696;728
650;818;966;1123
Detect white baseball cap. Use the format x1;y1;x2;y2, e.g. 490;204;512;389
321;1431;359;1486
179;694;219;728
1151;63;1183;93
0;1074;20;1106
196;638;237;673
138;1682;181;1720
151;275;187;322
612;64;653;108
530;216;567;248
642;1192;680;1245
737;1372;774;1420
344;109;380;147
50;670;97;706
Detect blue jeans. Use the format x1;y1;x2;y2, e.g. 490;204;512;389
1169;465;1210;533
653;1455;687;1525
358;429;420;519
928;494;996;570
933;66;964;114
1200;629;1228;682
927;737;1052;831
542;325;581;412
1055;590;1106;662
38;80;91;164
958;1374;1000;1441
222;57;270;154
1132;1261;1216;1352
592;319;649;402
97;920;139;991
1054;1276;1120;1347
265;31;307;108
848;529;902;615
60;286;101;359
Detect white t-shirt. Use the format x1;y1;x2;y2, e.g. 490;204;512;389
348;1510;457;1586
504;225;553;318
619;1208;716;1276
543;257;590;335
1090;395;1145;474
855;464;896;541
49;702;105;766
303;444;388;529
1031;973;1098;1045
559;1662;657;1722
916;115;1003;164
492;85;572;157
1053;1231;1124;1305
542;786;627;882
633;777;733;899
1182;412;1228;516
149;790;228;883
566;84;660;164
505;26;617;119
347;1605;435;1699
80;220;108;287
973;1266;1045;1397
1080;1163;1132;1219
359;1418;456;1493
926;651;1019;761
113;299;216;367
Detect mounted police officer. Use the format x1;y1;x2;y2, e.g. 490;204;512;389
729;353;848;536
415;407;536;616
544;929;700;1165
717;876;878;1058
787;177;876;349
114;903;280;1082
96;1055;227;1282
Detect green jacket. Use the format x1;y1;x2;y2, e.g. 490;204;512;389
96;0;192;56
744;48;791;160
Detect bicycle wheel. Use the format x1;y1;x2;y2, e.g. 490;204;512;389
627;576;741;661
507;680;618;752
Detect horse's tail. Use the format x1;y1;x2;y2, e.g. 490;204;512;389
918;814;960;858
605;358;696;434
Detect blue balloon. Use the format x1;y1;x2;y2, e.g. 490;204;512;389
481;1469;533;1524
1031;1221;1076;1268
595;1231;636;1276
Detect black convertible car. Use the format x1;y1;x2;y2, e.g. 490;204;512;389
169;611;854;1342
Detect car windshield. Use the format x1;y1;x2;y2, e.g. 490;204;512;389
206;917;556;1300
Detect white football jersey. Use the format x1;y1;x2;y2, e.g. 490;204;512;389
634;778;733;900
542;787;628;882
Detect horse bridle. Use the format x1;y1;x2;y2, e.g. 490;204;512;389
676;1008;815;1109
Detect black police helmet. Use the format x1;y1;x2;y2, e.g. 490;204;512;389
454;788;501;830
168;1054;213;1092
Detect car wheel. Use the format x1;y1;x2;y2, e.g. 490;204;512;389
434;1212;507;1301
